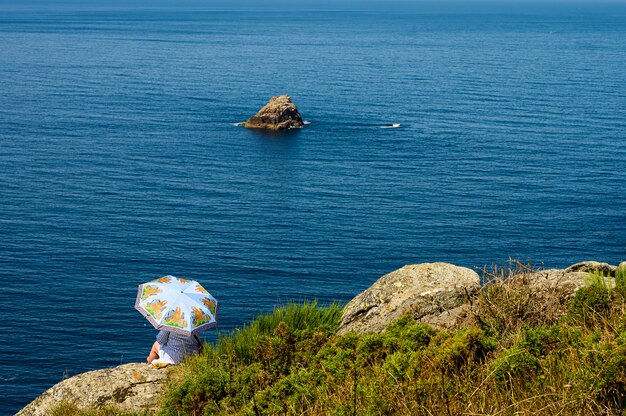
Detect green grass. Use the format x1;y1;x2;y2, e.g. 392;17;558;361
54;265;626;415
210;300;342;364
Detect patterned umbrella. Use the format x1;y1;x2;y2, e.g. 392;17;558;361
135;275;219;335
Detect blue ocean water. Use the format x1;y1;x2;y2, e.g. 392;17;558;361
1;1;625;413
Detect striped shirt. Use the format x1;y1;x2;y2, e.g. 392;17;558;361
156;330;201;364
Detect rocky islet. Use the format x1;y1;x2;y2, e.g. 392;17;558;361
242;95;305;131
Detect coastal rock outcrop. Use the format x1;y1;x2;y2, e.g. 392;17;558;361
19;260;624;415
338;262;481;335
17;363;167;416
338;260;621;335
243;95;304;131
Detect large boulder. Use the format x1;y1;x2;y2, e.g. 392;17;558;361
565;261;617;276
243;95;304;131
338;263;481;335
17;363;168;416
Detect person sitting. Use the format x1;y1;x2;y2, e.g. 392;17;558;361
147;330;202;365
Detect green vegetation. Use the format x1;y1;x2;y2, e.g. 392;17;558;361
51;401;148;416
54;264;626;415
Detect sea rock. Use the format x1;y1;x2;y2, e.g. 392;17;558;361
243;95;304;131
337;262;481;335
17;363;167;416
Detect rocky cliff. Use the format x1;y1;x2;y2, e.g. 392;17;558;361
19;260;624;415
242;95;304;131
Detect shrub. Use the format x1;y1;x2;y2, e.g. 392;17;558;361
385;315;437;351
521;325;563;357
492;346;541;387
159;367;230;416
357;333;388;365
428;327;497;373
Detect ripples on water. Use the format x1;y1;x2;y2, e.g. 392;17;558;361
1;2;625;413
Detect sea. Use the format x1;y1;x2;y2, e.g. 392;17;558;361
1;0;625;413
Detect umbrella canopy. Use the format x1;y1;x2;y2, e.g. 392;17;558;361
135;275;219;336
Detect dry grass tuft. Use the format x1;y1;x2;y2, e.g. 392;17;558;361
474;260;573;338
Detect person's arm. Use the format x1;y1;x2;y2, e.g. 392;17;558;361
147;331;170;363
147;341;160;364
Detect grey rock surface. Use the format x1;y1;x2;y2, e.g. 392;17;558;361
17;363;168;416
565;261;617;275
531;260;623;295
337;262;481;334
243;95;304;131
527;269;592;294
